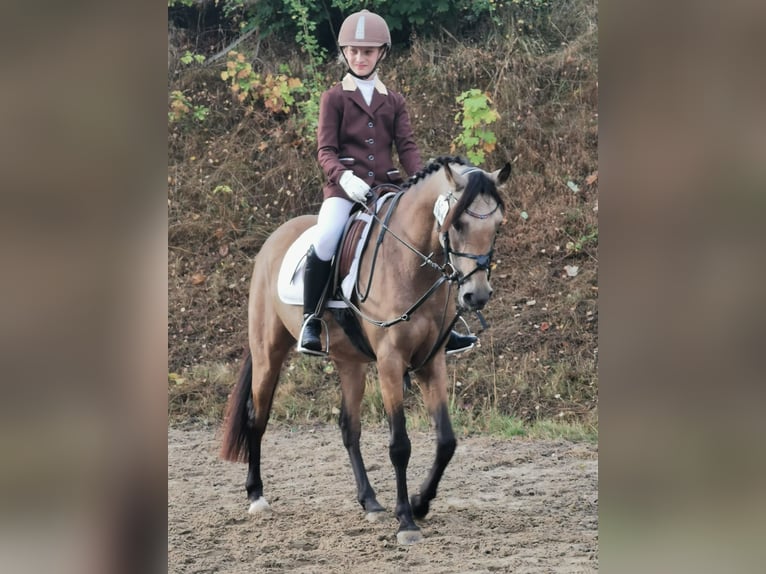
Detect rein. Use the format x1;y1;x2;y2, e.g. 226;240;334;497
338;189;456;331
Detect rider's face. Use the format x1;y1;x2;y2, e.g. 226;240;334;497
343;46;384;76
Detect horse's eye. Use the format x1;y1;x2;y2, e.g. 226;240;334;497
453;219;464;233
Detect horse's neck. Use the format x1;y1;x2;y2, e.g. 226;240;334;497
363;173;449;314
391;175;443;254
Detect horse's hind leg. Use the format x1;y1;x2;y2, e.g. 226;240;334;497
245;338;292;513
335;360;386;521
409;359;456;520
244;304;294;512
220;314;292;514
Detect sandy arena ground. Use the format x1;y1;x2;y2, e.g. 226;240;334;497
168;424;598;573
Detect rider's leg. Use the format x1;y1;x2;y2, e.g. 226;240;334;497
298;245;332;353
298;197;354;354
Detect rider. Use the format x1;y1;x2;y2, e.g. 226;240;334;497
298;9;477;355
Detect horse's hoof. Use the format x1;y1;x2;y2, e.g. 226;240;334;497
365;510;387;523
396;529;423;545
248;497;271;513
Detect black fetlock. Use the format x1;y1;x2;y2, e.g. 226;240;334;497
445;330;477;355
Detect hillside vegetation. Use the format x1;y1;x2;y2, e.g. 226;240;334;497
168;0;598;433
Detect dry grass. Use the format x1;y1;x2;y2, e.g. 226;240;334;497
168;1;598;435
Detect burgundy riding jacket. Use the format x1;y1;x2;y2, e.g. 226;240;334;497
316;74;423;200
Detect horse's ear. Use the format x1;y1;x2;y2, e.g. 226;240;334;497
491;162;512;185
444;163;467;189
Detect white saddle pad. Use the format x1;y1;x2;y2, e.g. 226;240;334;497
277;211;376;308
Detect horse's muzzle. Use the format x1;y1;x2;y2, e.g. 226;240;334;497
459;287;493;311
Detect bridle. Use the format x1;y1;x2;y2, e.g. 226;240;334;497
438;194;502;287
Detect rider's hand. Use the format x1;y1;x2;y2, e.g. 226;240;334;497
339;170;370;203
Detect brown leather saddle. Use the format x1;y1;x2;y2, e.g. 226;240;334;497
333;184;402;292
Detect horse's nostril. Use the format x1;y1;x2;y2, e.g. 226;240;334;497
473;292;490;310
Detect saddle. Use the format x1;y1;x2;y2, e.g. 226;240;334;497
333;186;393;282
336;217;367;287
276;185;401;309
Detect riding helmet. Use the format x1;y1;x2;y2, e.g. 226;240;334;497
338;9;391;49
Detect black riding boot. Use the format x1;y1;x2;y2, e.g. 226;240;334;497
298;246;333;355
445;330;478;355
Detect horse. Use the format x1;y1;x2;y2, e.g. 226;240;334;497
220;155;511;544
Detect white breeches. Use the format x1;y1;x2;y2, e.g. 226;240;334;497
312;196;354;261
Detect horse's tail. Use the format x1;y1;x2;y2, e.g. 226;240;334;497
220;349;253;462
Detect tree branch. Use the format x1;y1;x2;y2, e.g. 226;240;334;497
204;25;259;66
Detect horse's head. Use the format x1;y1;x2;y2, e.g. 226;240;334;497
436;161;511;311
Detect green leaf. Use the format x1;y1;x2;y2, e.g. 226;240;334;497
476;130;496;143
468;150;485;164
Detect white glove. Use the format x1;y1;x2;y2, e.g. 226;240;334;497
339;170;370;203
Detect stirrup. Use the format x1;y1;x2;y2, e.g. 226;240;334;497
446;339;476;356
446;316;478;356
296;314;330;357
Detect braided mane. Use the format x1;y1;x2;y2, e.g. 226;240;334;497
401;156;471;189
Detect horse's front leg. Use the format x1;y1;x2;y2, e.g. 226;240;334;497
410;358;457;519
379;359;422;544
335;360;386;521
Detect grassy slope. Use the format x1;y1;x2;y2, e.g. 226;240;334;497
168;1;598;437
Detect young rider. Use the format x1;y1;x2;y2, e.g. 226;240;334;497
298;9;477;355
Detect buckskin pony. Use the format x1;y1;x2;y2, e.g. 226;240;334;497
220;155;511;544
